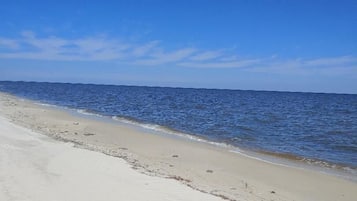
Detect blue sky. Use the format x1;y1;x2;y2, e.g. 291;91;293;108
0;0;356;93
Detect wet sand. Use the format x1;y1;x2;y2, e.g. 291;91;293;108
0;92;356;201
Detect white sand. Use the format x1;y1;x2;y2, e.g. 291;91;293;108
0;116;223;201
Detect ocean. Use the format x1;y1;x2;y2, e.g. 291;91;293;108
0;81;356;173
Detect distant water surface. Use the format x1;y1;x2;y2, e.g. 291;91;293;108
0;81;356;172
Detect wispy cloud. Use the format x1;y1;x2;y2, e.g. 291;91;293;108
179;59;260;68
133;48;197;65
189;50;223;61
131;41;160;57
0;38;20;49
247;56;357;76
0;31;356;75
304;56;357;67
0;31;132;61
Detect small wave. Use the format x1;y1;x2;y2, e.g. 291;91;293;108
112;116;188;136
34;102;59;108
301;157;357;173
258;149;356;170
76;109;104;118
230;149;357;182
229;149;293;168
111;116;232;148
235;149;357;181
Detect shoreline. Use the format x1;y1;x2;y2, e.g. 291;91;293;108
25;94;357;182
1;91;356;201
83;108;357;182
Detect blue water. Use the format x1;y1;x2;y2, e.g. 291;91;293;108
0;81;356;170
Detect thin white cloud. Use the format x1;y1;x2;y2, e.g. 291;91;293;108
189;50;223;61
219;55;239;62
0;31;356;74
304;56;357;66
0;39;18;50
179;59;260;68
0;32;196;63
133;48;197;65
0;33;131;61
246;56;357;76
131;40;160;57
21;30;36;38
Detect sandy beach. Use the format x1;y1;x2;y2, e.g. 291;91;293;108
0;104;222;201
0;92;356;201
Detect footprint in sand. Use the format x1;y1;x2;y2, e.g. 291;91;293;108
83;133;95;136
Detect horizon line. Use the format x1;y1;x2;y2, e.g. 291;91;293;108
0;80;355;96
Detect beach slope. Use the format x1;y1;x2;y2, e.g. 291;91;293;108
0;116;223;201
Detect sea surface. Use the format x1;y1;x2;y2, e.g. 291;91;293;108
1;81;356;173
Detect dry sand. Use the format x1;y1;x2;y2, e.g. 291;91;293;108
0;92;356;201
0;111;222;201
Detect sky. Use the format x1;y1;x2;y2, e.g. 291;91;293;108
0;0;356;94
